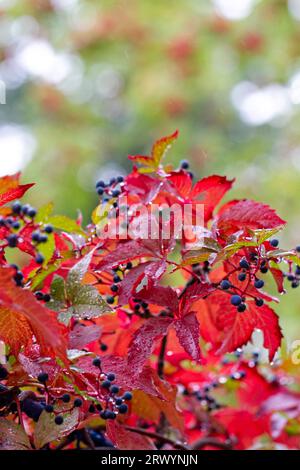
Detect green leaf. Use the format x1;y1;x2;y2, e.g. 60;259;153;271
50;275;66;303
0;418;31;450
67;284;112;319
65;251;112;319
37;233;55;264
35;202;54;224
47;215;85;236
30;261;62;290
66;250;94;297
34;407;80;449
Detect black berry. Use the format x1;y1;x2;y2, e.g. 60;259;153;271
254;279;264;289
220;280;230;290
122;391;132;401
55;415;64;425
7;234;18;248
255;298;264;307
118;403;128;414
270;239;279;247
239;258;249;270
74;398;83;407
37;372;48;383
61;393;71;403
92;357;101;368
231;295;242;306
44;224;53;234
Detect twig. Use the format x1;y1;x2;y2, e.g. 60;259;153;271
191;436;235;450
157;335;167;378
124;425;189;450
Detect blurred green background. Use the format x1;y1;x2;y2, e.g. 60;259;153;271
0;0;299;340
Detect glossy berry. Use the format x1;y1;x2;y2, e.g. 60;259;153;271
88;404;96;413
237;303;246;312
117;176;124;183
291;281;299;288
96;180;105;188
102;380;111;389
238;273;246;282
61;393;71;403
260;265;269;274
35;291;44;300
180;160;189;169
254;279;264;289
112;189;120;197
100;343;108;352
287;274;295;282
35;254;44;264
111;284;118;292
92;357;101;368
43;293;51;302
32;231;41;242
113;275;121;283
7;234;18;248
44;224;53;234
12;202;22;214
239;258;249;270
126;262;132;269
107;373;116;382
39;234;48;243
115;398;123;406
55;415;64;425
37;372;48;383
106;296;115;304
220;279;230;290
255;298;264;307
45;404;54;413
270;239;279;247
296;246;300;253
11;221;20;230
295;266;300;276
122;391;132;401
118;403;128;414
97;187;104;196
110;385;119;394
74;398;83;407
231;295;242;306
28;207;37;218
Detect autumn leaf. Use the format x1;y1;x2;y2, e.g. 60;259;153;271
34;407;80;448
106;420;156;450
128;130;178;172
0;267;67;358
174;312;201;361
216;199;286;237
0;173;34;207
0;418;31;450
128;317;173;374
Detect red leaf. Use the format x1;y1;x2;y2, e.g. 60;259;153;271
270;267;285;294
167;172;233;221
128;317;173;374
216;298;282;360
97;240;155;271
190;175;234;221
174;312;201;361
137;285;179;313
69;324;101;349
0;173;34;207
118;261;166;305
106;420;156;450
179;281;215;316
0;267;67;358
216;199;286;235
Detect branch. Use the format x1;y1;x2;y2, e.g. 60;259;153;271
191;436;235;450
124;425;189;450
157;334;167;378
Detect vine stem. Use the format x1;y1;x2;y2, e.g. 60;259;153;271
124;425;189;450
157;334;168;378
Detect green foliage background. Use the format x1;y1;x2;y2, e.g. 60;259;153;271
0;0;300;340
